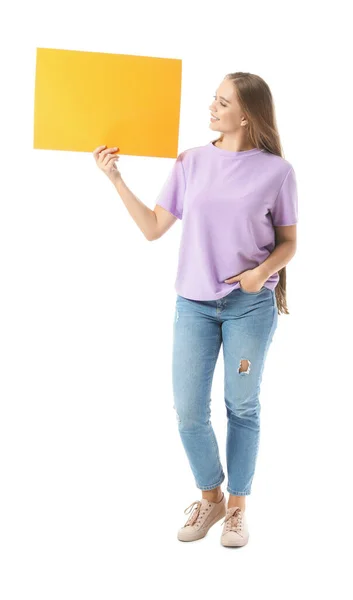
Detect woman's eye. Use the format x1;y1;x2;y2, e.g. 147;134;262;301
213;95;226;107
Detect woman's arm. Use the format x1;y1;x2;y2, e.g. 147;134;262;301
256;225;297;279
92;146;178;241
112;172;178;241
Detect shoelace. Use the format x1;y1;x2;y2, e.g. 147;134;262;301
183;500;203;527
220;506;244;535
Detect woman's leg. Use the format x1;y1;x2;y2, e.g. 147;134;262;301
221;288;278;509
201;485;223;502
172;295;225;493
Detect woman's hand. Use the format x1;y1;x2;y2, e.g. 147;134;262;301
224;268;266;292
93;145;121;181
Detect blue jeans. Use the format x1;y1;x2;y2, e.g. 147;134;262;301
172;285;278;496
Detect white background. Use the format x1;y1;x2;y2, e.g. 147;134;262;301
1;1;352;598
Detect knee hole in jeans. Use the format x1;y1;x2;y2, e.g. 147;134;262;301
238;359;251;375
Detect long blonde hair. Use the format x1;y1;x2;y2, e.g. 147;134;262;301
214;72;293;315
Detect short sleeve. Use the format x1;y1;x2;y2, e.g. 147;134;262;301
155;153;186;220
270;167;298;226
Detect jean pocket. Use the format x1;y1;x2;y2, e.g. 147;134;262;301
239;285;265;295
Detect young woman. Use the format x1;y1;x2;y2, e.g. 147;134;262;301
93;71;298;548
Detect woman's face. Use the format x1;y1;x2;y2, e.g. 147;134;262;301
209;79;248;134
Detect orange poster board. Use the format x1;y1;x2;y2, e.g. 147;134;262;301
33;48;182;158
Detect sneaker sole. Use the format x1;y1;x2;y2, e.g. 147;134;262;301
221;533;249;547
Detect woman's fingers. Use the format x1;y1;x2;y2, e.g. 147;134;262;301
92;145;107;159
93;145;119;161
99;147;119;161
93;145;120;175
102;152;119;165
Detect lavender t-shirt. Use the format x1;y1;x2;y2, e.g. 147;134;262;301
156;140;298;301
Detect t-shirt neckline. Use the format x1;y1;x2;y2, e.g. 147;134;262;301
209;140;264;157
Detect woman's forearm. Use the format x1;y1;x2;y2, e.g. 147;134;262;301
256;241;297;279
110;173;157;241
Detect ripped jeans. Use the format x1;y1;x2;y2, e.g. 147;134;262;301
172;286;278;496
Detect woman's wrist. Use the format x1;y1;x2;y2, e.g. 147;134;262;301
108;171;123;188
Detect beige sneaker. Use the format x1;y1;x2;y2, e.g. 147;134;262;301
220;506;249;547
177;492;226;542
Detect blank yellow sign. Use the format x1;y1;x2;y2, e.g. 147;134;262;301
33;48;182;158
